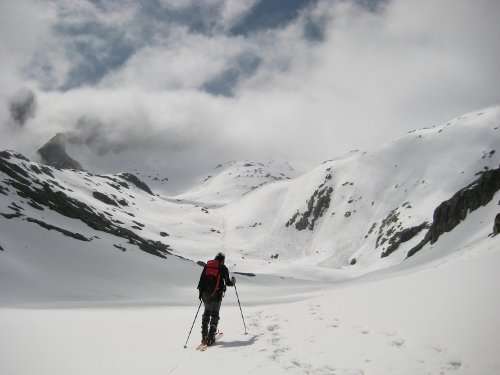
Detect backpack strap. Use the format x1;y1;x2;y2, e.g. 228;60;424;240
211;270;221;297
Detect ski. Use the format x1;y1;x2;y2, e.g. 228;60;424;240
196;332;223;351
195;343;207;351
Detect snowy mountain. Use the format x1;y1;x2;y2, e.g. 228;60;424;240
1;105;500;301
1;106;500;374
221;106;500;273
174;160;297;205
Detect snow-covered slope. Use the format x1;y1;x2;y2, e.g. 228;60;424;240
0;151;317;306
1;106;500;375
1;230;499;375
174;160;296;206
1;105;499;305
221;106;500;272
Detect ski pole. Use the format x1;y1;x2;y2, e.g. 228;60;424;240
234;283;248;335
183;300;202;348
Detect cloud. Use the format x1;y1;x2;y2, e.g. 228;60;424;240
1;0;500;192
8;88;37;126
202;51;261;96
230;0;317;35
100;29;254;91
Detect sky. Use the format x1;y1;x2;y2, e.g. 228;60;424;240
1;0;500;192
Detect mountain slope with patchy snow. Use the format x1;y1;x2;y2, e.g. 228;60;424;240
0;105;499;305
220;106;500;272
1;106;500;375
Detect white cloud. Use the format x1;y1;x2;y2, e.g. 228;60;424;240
100;29;251;91
1;0;500;191
220;0;260;30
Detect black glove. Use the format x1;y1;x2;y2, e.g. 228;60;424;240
198;290;202;300
231;276;236;285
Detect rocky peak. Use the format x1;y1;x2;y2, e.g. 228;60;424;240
37;133;83;171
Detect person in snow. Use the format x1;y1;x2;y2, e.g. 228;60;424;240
197;252;235;346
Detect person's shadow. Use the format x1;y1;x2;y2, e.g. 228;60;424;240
215;334;261;348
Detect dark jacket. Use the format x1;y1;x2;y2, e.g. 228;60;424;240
197;261;234;301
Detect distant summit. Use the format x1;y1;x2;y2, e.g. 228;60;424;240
37;133;83;171
174;160;297;205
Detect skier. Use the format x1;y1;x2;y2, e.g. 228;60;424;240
197;252;235;346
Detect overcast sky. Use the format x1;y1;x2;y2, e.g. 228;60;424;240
1;0;500;191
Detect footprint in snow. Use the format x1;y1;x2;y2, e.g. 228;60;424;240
322;368;365;375
248;311;263;328
269;346;289;361
431;345;444;353
287;360;339;375
267;324;279;332
290;359;310;369
328;317;341;327
390;338;405;348
270;336;281;345
382;330;397;337
446;360;462;371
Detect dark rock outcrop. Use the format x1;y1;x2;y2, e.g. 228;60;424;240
364;222;377;239
113;244;127;251
92;191;119;207
381;222;429;258
118;173;154;195
26;217;91;241
494;213;500;235
234;272;256;277
38;133;83;170
408;167;500;258
0;185;8;195
286;176;334;231
376;209;401;249
1;212;23;219
0;152;171;258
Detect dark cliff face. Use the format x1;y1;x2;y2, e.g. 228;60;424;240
37;134;83;171
408;167;500;258
118;173;154;196
286;172;334;231
494;213;500;235
286;185;333;231
381;221;429;258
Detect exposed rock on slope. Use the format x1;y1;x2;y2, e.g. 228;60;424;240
118;173;154;195
0;151;170;258
286;173;334;231
223;105;500;266
407;166;500;257
37;133;83;170
381;221;429;258
494;213;500;235
2;105;500;279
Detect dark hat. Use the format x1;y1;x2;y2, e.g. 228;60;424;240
215;252;225;261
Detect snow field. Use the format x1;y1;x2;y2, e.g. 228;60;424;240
1;234;499;375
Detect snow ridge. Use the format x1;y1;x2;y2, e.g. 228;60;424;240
0;105;500;304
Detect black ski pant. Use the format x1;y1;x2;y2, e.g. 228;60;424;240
201;292;222;341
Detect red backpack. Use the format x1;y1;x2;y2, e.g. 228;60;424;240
203;259;222;296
